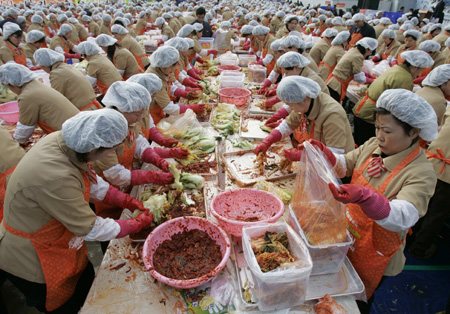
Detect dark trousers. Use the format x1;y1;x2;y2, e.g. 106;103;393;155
0;262;95;314
357;276;387;314
411;179;450;251
354;116;375;146
328;86;341;103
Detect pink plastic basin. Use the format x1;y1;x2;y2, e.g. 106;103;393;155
210;188;284;237
142;216;231;289
218;87;251;106
0;101;19;124
217;65;241;73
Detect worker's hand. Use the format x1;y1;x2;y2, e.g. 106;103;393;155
183;77;203;89
194;68;205;75
299;139;336;166
154;147;189;159
328;183;390;220
103;186;146;211
196;56;206;64
255;130;282;155
264;107;289;128
363;71;375;79
264;87;277;97
258;79;273;94
371;55;381;63
173;88;188;99
115;212;153;238
265;96;280;108
391;59;398;66
141;148;170;171
157;39;164;47
207;49;218;57
185;87;202;92
284;148;302;161
29;66;41;71
188;103;206;113
161;137;178;148
365;77;374;85
64;52;81;59
148;127;178;148
187;68;201;81
130;170;174;185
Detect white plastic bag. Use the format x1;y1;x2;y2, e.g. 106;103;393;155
156;109;204;140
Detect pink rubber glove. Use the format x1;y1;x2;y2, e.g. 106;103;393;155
265;107;289;128
187;68;201;80
258;79;273;94
254;58;264;66
180;103;205;113
196;56;206;64
300;139;336;166
154;146;190;159
194;68;204;75
372;55;381;63
182;78;203;89
391;59;398;66
29;66;41;71
174;88;188;98
265;87;277;97
255;130;282;155
284;148;302;161
64;53;81;59
242;42;250;50
207;49;218;57
185;87;201;92
130;170;174;185
148;127;178;148
157;39;164;46
115;212;153;238
363;71;375;79
413;76;426;85
328;183;391;220
365;77;374;84
141;147;170;171
266;97;280;109
103;186;146;212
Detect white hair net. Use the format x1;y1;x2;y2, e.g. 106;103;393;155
429;23;442;33
400;23;413;31
318;14;326;21
34;48;65;67
376;89;438;141
221;21;231;28
62;109;128;153
248;20;259;27
331;31;350;45
57;14;68;23
345;20;355;26
397;17;406;23
389;24;400;30
58;24;72;36
3;22;21;40
419;40;441;52
111;24;128;34
277;76;321;103
0;63;37;86
411;17;419;26
281;35;305;49
6;8;19;17
177;24;194;37
154;17;165;25
185;38;194;49
162;13;172;19
401;50;434;68
343;12;352;19
17;17;25;24
193;22;203;32
356;37;378;51
96;34;117;47
305;42;314;50
82;15;92;22
103;81;151;112
31;14;43;24
380;29;396;38
352;13;365;22
380;17;391;25
252;25;270;35
165;37;189;51
422;64;450;87
270;39;283;51
127;73;163;95
332;17;344;25
275;11;285;18
284;15;298;25
68;17;78;24
277;51;310;68
103;14;112;22
404;29;421;40
150;46;179;68
322;28;338;38
78;41;102;56
26;30;45;43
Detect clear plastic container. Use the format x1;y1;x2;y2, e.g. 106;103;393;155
219;78;244;89
289;207;352;275
220;71;245;80
238;54;257;67
199;37;214;49
220;58;238;66
147;29;161;36
144;40;158;53
150;35;163;42
242;222;312;311
248;65;267;84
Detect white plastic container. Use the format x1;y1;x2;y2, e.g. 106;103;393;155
248;65;267;84
199;37;214;49
220;54;239;66
219;78;244;89
220;70;245;80
289;207;352;275
238;54;257;67
147;29;161;36
144;40;158;53
242;222;312;311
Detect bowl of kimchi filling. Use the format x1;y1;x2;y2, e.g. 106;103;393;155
142;216;231;289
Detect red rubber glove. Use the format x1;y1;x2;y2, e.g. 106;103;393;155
391;59;398;66
258;79;273;94
180;103;205;113
115;212;153;238
299;139;336;166
249;50;255;55
363;71;375;79
365;77;374;84
187;68;201;80
130;170;174;185
194;68;204;75
328;183;391;220
173;88;188;98
265;96;280;108
29;66;41;71
265;107;289;128
265;87;277;97
154;146;189;159
242;40;251;50
372;55;381;63
141;147;170;171
182;77;203;89
64;53;81;59
207;49;218;57
413;76;426;85
255;130;282;155
284;148;302;161
148;127;178;148
103;186;146;211
254;58;264;66
157;39;164;46
185;87;201;92
196;56;206;64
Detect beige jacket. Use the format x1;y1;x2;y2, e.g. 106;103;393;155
309;38;331;65
87;54;123;89
327;48;364;96
318;44;345;81
113;47;141;79
120;34;150;68
428;105;450;183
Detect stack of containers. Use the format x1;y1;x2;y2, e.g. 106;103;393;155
219;70;245;89
220;53;239;66
248;65;267;84
238;54;257;67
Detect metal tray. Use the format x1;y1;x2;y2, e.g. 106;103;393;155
239;114;272;140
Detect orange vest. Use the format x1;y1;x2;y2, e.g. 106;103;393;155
5;41;27;66
349;32;363;48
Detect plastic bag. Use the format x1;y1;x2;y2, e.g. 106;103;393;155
291;141;347;246
242;222;312;311
156;109;205;140
362;60;375;76
372;60;390;77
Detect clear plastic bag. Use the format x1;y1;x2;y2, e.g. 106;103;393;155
156;109;205;140
362;60;375;76
291;141;347;246
372;60;390;77
242;222;312;311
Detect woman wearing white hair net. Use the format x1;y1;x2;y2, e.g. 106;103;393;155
279;35;319;73
313;89;439;312
392;29;421;66
418;23;442;45
146;46;205;124
352;50;434;146
415;40;446;83
255;75;354;159
96;34;143;80
93;81;181;221
179;24;217;63
431;24;450;49
309;28;338;65
0;63;79;142
327;37;378;103
251;26;277;75
240;25;257;53
111;24;150;69
27;15;48;41
372;29;401;65
34;48;100;111
0;22;26;66
0;110;155;313
83;15;100;37
275;15;299;39
100;14;112;35
153;16;175;43
318;31;350;81
349;13;377;48
78;41;122;96
23;30;46;69
214;21;238;54
48;23;81;59
257;39;285;95
443;37;450;62
135;10;151;36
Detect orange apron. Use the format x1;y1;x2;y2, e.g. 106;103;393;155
2;172;91;311
262;47;276;76
397;44;416;64
381;41;395;60
96;79;110;95
354;91;377;116
5;42;27;66
293;119;315;144
150;79;171;124
80;99;103;111
349;32;363;48
326;73;354;102
58;36;70;53
426;148;450;174
419;67;432;78
37;121;56;134
142;125;150;140
318;61;335;77
0;167;15;221
346;146;420;299
95;139;136;220
131;52;147;72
